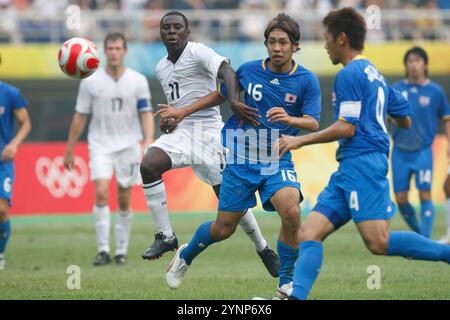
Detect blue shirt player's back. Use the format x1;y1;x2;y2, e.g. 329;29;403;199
219;58;321;163
333;56;411;160
391;80;450;152
0;81;28;157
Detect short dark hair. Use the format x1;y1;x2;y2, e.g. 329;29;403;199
160;11;189;29
104;32;127;50
404;46;429;76
323;7;366;51
264;13;301;48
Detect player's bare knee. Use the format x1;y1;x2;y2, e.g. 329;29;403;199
365;238;388;255
419;191;431;202
298;224;321;243
95;187;109;206
140;158;162;183
395;193;409;206
280;207;300;232
0;207;8;222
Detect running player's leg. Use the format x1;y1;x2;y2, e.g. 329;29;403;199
0;163;13;270
415;147;434;238
289;170;348;300
290;212;335;300
212;184;279;277
0;199;10;270
392;148;420;233
114;184;133;264
140;146;176;259
166;210;243;289
270;187;301;296
356;219;450;263
113;144;140;264
440;174;450;244
93;178;111;265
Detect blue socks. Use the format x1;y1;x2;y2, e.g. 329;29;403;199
291;241;323;300
277;240;298;287
387;231;450;263
180;221;216;265
420;201;435;239
0;220;11;254
398;203;421;234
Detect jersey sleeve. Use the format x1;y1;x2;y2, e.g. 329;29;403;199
193;43;230;78
437;87;450;121
10;88;28;110
136;75;153;113
335;69;363;125
75;80;92;114
387;87;412;119
300;73;321;122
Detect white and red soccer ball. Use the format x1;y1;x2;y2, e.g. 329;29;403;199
58;37;100;79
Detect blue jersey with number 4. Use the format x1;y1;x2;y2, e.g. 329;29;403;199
333;56;411;160
218;58;321;163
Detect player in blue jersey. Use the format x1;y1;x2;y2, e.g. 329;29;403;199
0;54;32;270
161;14;321;298
275;8;450;300
390;46;450;239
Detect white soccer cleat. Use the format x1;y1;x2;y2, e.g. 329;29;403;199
276;282;293;300
438;233;450;245
166;243;189;290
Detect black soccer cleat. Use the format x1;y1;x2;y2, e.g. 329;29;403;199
114;254;127;265
141;232;179;260
93;251;111;266
257;245;280;278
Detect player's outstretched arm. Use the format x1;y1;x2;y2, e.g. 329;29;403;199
64;112;88;170
275;119;355;157
140;111;155;146
156;91;225;124
390;116;411;129
266;107;319;131
1;108;32;162
218;62;260;127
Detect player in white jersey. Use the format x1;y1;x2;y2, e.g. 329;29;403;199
140;11;279;277
64;33;154;266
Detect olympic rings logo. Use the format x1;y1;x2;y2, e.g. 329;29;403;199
35;156;89;198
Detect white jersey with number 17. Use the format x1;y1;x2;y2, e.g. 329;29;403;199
75;67;152;156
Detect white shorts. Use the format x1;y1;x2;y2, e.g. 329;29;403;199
148;125;225;186
89;143;141;188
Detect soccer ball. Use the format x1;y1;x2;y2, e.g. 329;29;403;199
58;37;99;79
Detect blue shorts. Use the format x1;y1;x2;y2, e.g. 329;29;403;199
218;161;302;212
314;152;396;229
391;147;432;193
0;162;14;206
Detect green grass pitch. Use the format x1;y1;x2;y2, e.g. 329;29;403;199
0;210;449;300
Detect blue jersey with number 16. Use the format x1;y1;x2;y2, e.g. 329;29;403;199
218;58;321;163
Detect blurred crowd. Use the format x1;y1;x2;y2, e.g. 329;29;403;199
0;0;449;42
1;0;450;11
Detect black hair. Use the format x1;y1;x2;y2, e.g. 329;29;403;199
160;11;189;29
323;7;367;51
264;13;300;48
404;46;429;77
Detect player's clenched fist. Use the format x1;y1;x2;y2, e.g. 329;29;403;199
64;149;75;170
274;134;303;157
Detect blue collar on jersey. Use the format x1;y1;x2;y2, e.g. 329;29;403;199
261;58;298;76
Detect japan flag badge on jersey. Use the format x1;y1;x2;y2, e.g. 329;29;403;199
284;93;297;104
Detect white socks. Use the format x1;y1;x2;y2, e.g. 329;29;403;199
94;205;134;256
239;208;267;252
115;210;133;256
143;180;174;238
93;205;110;254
